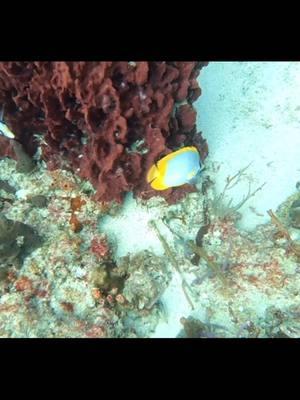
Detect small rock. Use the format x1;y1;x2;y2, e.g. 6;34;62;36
28;195;48;208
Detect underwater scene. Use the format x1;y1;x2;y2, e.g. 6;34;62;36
0;61;299;338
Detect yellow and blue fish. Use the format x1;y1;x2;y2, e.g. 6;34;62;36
147;146;202;190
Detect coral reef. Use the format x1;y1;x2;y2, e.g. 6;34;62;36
147;162;300;337
0;157;169;337
0;153;300;337
0;62;208;204
264;305;300;338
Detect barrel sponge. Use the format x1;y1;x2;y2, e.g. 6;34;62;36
0;61;208;203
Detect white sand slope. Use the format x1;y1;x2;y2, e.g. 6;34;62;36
196;62;300;231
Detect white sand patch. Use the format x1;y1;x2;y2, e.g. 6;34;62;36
99;193;165;258
196;62;300;231
151;273;191;338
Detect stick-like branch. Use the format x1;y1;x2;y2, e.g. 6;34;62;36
149;220;195;309
268;209;300;256
188;241;227;285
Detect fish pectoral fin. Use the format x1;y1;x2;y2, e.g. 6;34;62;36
188;169;202;184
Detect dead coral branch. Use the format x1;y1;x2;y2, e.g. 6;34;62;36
268;209;300;257
149;220;195;310
212;163;266;219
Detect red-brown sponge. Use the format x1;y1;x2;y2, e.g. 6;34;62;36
0;62;208;204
